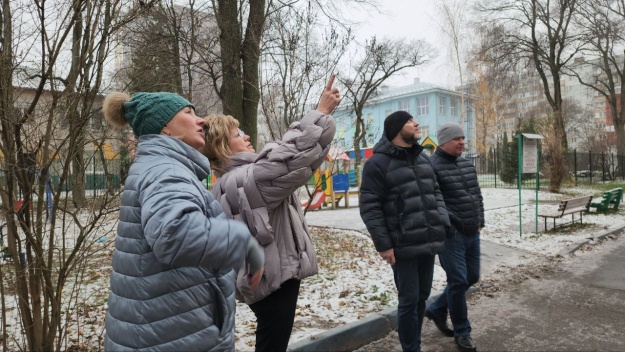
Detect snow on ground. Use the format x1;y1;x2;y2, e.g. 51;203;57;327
480;188;625;256
1;212;117;351
236;189;625;351
2;185;623;351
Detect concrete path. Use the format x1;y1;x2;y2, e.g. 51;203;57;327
354;230;625;351
304;197;521;232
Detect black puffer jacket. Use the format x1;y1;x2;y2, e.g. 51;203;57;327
430;147;484;235
359;136;450;259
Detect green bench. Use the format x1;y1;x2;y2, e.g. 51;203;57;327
587;188;623;212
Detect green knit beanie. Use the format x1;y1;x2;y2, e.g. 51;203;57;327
122;92;195;137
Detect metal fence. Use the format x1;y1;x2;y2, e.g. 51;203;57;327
320;149;625;191
0;156;126;199
470;149;625;189
68;148;618;192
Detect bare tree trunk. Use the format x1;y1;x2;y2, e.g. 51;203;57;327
240;0;265;146
0;1;138;349
215;0;244;120
66;3;87;208
0;253;6;352
0;2;38;348
617;72;625;169
353;111;365;166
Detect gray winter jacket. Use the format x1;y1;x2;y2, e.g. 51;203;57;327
105;135;253;351
212;110;335;304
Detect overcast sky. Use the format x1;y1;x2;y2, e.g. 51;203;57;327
350;0;461;88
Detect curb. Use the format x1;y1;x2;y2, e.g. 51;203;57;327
287;287;479;352
558;223;625;256
287;307;397;352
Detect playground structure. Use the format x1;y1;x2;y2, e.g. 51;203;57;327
300;189;326;211
301;147;362;210
307;139;438;210
300;169;361;210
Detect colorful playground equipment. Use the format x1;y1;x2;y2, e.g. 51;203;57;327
300;189;326;211
301;168;360;210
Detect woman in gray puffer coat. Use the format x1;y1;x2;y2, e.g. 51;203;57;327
200;76;340;351
103;92;264;351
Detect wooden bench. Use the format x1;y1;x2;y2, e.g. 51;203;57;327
538;196;593;231
588;188;623;212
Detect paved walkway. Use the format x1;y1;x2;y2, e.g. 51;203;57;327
304;196;520;232
289;195;625;351
354;229;625;351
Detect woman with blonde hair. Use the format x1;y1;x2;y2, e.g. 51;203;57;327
102;91;264;351
200;76;340;351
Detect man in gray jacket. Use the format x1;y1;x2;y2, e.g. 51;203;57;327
360;111;450;352
425;122;483;352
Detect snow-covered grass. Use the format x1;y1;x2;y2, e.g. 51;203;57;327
480;188;625;256
0;211;117;351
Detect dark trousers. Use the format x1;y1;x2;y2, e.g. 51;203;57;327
428;230;480;336
249;279;301;352
392;254;435;352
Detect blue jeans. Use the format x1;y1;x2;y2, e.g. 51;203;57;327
392;254;435;352
428;231;480;337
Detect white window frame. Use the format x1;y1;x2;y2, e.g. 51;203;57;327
438;96;446;115
450;99;457;116
398;100;409;111
417;97;429;116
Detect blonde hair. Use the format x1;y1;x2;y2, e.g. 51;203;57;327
199;114;239;174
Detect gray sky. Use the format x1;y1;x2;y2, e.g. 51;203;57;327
351;0;460;88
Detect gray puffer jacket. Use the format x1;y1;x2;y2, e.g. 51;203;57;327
212;110;335;304
105;135;253;351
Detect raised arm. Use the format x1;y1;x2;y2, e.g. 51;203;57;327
251;75;340;208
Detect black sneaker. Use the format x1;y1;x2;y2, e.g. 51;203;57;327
424;309;454;337
455;335;477;352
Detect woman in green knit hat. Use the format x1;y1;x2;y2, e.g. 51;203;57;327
103;91;264;351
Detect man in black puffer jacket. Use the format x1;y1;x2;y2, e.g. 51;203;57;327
425;122;483;352
360;111;450;352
